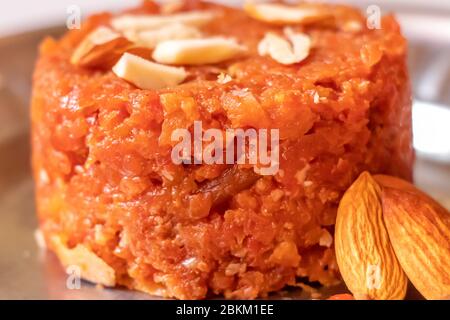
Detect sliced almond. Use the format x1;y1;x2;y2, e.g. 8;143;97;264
258;28;311;65
71;26;132;67
112;53;187;89
160;0;184;14
34;229;47;249
217;72;232;84
111;10;215;32
124;23;202;49
51;235;116;287
152;37;246;66
244;1;332;25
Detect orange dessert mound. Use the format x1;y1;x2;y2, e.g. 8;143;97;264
31;1;413;299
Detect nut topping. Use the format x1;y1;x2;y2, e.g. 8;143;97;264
217;72;232;84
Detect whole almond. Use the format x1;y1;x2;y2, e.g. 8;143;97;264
381;185;450;300
335;172;408;300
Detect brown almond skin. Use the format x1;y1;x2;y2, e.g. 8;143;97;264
335;172;408;300
381;187;450;300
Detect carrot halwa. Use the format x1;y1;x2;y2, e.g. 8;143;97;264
31;0;413;299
